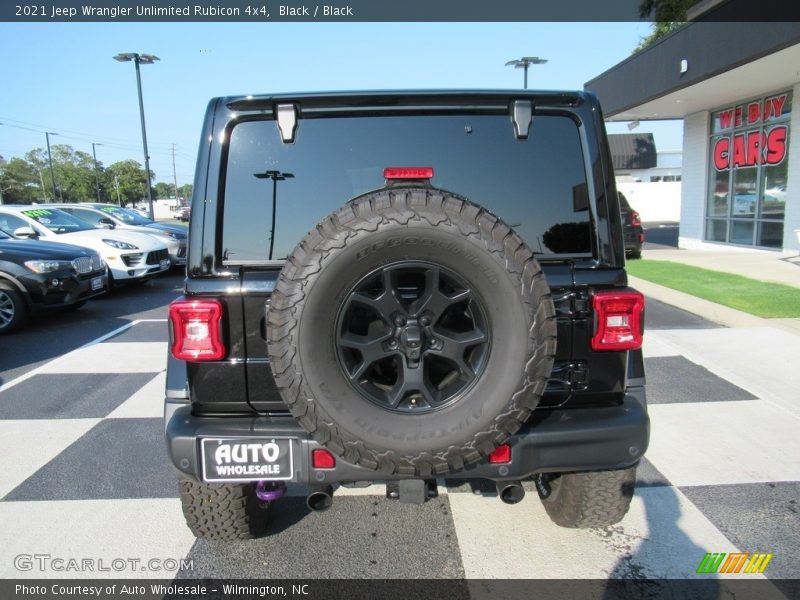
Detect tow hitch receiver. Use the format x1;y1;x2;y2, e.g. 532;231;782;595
387;480;438;504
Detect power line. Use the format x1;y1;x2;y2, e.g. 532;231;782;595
0;116;181;148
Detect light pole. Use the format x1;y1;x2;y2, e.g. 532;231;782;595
505;56;548;89
0;152;5;205
91;142;103;203
113;52;159;220
45;131;62;202
255;170;294;260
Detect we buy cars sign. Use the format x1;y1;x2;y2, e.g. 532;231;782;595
713;93;789;171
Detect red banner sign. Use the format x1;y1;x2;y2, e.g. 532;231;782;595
713;125;788;171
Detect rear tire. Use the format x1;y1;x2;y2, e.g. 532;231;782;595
0;284;28;335
179;479;270;540
538;465;637;528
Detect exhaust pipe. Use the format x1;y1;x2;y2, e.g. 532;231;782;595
306;485;334;512
497;481;525;505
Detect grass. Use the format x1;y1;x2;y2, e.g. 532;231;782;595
626;260;800;318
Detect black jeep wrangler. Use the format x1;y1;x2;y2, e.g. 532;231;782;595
165;91;648;540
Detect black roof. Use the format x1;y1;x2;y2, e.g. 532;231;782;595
607;133;657;170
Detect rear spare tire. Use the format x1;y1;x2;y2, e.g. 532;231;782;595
267;187;557;476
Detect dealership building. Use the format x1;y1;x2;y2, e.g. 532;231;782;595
586;4;800;253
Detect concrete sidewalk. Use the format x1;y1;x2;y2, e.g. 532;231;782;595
633;246;800;335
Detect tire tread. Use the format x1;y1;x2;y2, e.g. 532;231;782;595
267;188;557;476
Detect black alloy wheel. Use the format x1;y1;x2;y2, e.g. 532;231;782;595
335;261;490;413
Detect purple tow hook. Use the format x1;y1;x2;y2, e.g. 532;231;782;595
255;481;286;502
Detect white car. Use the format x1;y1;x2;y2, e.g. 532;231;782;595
0;205;171;284
56;203;187;267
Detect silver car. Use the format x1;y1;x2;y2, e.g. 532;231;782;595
57;203;188;267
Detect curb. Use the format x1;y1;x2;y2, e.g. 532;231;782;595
628;275;770;328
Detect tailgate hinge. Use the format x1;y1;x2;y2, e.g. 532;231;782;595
567;362;589;391
275;103;298;143
552;289;590;318
549;361;589;392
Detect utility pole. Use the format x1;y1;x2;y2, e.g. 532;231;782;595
38;169;48;202
0;159;4;205
114;175;122;206
171;143;180;205
91;142;103;203
45;132;62;202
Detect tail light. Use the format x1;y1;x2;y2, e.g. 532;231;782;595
631;211;642;227
639;233;645;243
312;449;336;469
488;444;512;464
169;298;226;361
383;167;434;180
591;291;644;351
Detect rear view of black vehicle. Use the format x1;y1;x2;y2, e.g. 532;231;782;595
165;91;648;540
619;192;645;259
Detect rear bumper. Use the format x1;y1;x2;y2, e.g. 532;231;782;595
165;387;649;484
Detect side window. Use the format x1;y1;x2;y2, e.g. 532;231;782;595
0;213;32;235
73;209;103;226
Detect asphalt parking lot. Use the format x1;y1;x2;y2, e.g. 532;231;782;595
0;271;797;594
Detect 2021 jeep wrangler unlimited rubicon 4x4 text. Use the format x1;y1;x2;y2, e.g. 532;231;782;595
165;91;648;540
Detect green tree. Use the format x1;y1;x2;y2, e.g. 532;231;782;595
23;145;104;202
52;145;97;201
154;181;174;199
635;0;699;52
178;183;193;201
105;160;155;206
0;157;43;204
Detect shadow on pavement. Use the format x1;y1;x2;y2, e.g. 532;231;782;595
0;271;184;382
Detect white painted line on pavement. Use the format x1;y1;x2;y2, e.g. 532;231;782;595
41;342;167;374
0;419;101;499
642;335;681;358
648;328;800;417
647;400;800;487
0;320;139;394
107;372;167;419
0;498;196;579
448;485;743;579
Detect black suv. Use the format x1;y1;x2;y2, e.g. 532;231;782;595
165;91;648;540
619;192;644;259
0;229;106;334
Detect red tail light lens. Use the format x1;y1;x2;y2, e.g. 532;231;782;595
488;444;512;464
169;299;226;361
383;167;434;180
591;291;644;351
631;211;642;227
312;449;336;469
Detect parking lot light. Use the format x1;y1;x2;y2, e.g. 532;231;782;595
113;52;160;220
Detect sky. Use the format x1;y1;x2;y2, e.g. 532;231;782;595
0;22;683;187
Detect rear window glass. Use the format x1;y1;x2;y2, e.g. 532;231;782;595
222;114;591;263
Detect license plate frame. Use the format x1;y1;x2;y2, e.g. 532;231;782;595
200;437;294;483
91;276;103;291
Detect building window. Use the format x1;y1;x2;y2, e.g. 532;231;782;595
706;90;791;248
